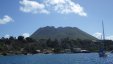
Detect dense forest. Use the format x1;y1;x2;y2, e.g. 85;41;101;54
0;36;113;55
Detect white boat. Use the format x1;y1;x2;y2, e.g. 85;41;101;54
98;21;107;57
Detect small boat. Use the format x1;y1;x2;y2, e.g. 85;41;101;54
98;21;107;57
99;47;107;57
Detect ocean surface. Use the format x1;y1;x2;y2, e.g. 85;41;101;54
0;53;113;64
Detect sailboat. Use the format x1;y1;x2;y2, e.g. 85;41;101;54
98;21;107;57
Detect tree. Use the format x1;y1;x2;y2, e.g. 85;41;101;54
25;37;35;42
52;39;60;48
46;38;53;48
61;37;71;49
18;36;24;41
9;36;15;40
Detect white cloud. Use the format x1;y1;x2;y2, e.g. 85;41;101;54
106;36;113;40
22;33;30;38
45;0;87;16
20;0;49;14
0;15;14;24
93;32;102;39
93;32;113;40
19;0;87;16
4;34;10;38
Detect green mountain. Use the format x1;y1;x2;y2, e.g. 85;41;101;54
31;26;97;40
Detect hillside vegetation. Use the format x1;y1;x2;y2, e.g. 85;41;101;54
31;26;97;40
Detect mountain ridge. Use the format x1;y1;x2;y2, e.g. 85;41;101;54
30;26;97;40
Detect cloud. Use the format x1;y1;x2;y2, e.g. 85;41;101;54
20;0;49;14
0;15;14;24
93;32;113;40
22;33;30;38
93;32;102;39
19;0;87;16
106;36;113;40
4;34;10;38
44;0;87;16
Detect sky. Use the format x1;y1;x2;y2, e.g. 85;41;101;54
0;0;113;40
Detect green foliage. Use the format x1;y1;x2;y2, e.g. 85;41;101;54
18;36;24;41
0;36;113;54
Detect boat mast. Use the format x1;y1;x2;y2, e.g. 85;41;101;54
98;20;107;57
102;20;105;40
102;20;106;53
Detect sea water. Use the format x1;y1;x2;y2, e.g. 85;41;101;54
0;53;113;64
